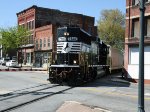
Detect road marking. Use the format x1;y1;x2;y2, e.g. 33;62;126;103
81;88;150;100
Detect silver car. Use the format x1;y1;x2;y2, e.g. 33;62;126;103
6;60;18;67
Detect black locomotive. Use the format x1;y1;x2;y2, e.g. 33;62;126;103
48;26;109;86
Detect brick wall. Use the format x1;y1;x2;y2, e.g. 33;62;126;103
35;25;53;51
34;6;95;35
17;5;95;35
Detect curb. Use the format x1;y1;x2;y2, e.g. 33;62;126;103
0;69;47;72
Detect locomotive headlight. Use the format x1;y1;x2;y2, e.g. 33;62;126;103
73;60;77;64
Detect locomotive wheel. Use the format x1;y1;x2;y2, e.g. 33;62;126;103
67;71;83;86
56;75;63;85
67;75;75;86
48;77;57;84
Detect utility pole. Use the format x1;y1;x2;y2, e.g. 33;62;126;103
138;0;145;112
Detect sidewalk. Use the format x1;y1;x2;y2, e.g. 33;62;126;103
0;65;47;72
56;101;111;112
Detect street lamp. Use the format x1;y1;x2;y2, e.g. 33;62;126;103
138;0;145;112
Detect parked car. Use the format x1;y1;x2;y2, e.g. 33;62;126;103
6;60;18;67
0;57;10;66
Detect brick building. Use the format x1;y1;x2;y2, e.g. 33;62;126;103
125;0;150;83
16;5;96;67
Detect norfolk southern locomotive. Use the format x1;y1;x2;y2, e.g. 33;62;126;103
48;26;110;86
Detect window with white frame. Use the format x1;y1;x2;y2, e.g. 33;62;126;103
48;38;50;47
40;39;42;48
44;38;46;47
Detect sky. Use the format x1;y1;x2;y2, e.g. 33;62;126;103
0;0;126;28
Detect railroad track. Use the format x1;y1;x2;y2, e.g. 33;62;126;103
0;84;59;101
0;84;73;112
0;83;52;98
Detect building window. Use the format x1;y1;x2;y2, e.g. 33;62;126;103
88;26;92;35
26;20;34;30
129;47;139;64
43;53;48;63
44;38;46;47
26;53;30;63
132;0;139;5
28;35;33;44
40;39;42;48
146;0;150;3
31;20;34;29
29;21;31;30
129;47;150;65
132;19;139;38
48;38;50;47
146;18;150;37
27;22;30;30
36;40;38;50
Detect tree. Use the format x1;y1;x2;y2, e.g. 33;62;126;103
0;26;30;57
97;9;125;51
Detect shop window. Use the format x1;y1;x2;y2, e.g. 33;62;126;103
26;53;30;63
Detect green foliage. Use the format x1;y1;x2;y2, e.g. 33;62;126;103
97;9;125;51
0;26;30;55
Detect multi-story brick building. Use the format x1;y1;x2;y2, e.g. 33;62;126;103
16;5;96;67
125;0;150;83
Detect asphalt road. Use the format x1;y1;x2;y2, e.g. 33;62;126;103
0;71;150;112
